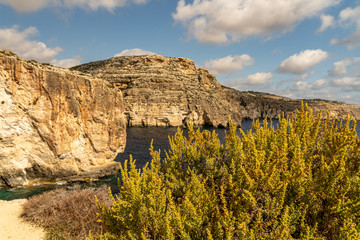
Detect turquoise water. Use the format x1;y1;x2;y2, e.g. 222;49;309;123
1;120;359;200
0;176;119;201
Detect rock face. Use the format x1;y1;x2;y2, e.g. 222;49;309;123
0;50;127;187
73;55;243;127
223;87;360;120
73;55;360;127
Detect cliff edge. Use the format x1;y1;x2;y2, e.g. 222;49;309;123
73;55;360;127
0;50;127;187
73;55;242;127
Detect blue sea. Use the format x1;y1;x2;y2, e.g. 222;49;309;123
1;120;359;200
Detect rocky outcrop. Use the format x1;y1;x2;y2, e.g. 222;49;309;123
73;55;243;127
0;50;127;187
223;87;360;120
73;55;360;127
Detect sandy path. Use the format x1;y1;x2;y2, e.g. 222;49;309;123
0;199;45;240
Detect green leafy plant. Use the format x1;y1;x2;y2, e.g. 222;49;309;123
33;97;39;105
93;104;360;239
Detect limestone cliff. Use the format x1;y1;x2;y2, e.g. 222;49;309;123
223;87;360;120
73;55;360;127
0;50;127;187
73;55;242;127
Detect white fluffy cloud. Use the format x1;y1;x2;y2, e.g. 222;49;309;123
242;72;273;85
50;56;82;68
173;0;340;44
0;0;58;12
204;55;254;75
329;58;360;76
332;76;360;88
0;26;62;63
317;14;335;32
330;5;360;50
0;0;149;12
114;48;156;57
278;49;328;75
0;26;81;68
291;79;327;91
228;72;273;88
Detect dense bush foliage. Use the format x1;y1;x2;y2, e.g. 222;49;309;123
94;105;360;239
21;185;111;240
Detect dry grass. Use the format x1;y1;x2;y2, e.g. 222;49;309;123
21;185;111;240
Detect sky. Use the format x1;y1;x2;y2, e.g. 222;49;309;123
0;0;360;105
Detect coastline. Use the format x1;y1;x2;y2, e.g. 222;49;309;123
0;199;45;239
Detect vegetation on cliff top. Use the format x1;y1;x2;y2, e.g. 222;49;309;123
93;105;360;239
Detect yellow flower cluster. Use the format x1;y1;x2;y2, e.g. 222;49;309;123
94;104;360;239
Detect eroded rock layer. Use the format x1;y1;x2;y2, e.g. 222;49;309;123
0;50;126;187
74;55;243;127
73;55;360;127
223;87;360;120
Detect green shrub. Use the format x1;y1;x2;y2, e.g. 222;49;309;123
93;105;360;239
33;97;39;105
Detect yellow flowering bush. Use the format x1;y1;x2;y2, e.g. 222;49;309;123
93;105;360;239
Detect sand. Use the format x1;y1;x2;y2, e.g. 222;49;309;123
0;199;45;240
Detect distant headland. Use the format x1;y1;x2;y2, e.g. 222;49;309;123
73;54;360;127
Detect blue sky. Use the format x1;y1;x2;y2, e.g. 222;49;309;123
0;0;360;105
